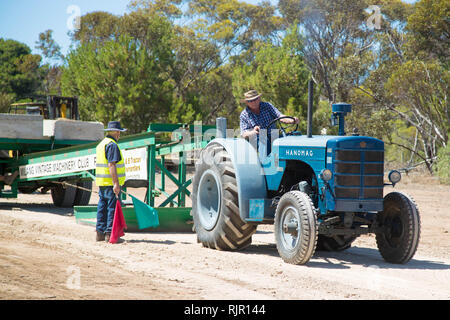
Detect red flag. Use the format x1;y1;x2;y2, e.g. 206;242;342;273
110;199;127;244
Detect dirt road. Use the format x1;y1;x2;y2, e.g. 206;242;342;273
1;174;449;300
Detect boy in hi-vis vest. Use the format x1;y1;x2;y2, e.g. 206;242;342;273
95;121;127;242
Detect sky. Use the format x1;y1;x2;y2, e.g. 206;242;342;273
0;0;131;57
0;0;418;60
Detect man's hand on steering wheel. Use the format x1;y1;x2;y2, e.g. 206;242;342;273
267;115;299;137
281;116;299;125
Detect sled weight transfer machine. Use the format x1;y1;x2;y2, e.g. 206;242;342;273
0;117;216;232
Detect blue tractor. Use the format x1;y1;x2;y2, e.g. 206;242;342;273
192;82;420;265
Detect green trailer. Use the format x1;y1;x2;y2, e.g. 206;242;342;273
0;121;215;232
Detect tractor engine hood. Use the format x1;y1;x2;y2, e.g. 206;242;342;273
272;135;385;213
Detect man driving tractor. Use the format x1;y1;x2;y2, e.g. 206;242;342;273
239;90;299;154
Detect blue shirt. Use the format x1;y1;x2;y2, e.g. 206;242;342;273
239;101;282;135
105;135;122;164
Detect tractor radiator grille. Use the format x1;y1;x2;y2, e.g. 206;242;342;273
334;149;384;200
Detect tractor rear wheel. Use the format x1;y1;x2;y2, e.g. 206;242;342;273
192;144;257;250
275;191;318;265
376;191;420;264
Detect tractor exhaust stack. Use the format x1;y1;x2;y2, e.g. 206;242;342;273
216;117;227;139
307;79;314;138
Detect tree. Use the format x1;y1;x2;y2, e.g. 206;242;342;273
162;0;285;126
347;1;449;173
187;0;283;63
128;0;183;21
0;92;14;113
0;39;42;101
62;15;177;133
35;30;64;62
385;59;449;172
279;0;377;104
169;25;232;124
35;30;65;95
406;0;450;65
69;11;121;46
232;28;311;131
278;0;415;104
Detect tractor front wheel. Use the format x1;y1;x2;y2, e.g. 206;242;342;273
275;191;318;265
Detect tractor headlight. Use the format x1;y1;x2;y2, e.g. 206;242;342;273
388;170;401;184
320;169;333;182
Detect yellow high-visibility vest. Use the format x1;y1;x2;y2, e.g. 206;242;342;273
95;137;126;187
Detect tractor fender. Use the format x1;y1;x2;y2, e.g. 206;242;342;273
207;138;267;221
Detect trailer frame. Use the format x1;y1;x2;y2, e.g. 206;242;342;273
0;122;216;231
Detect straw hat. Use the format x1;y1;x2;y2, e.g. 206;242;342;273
240;90;262;103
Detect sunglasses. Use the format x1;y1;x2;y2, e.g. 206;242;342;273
246;97;259;103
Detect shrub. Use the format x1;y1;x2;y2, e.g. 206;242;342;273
0;92;14;113
436;144;450;184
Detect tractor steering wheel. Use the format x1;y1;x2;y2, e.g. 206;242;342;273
267;116;299;138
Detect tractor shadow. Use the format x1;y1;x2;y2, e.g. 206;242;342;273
0;202;73;216
243;243;279;258
308;247;450;270
125;239;177;245
242;243;450;271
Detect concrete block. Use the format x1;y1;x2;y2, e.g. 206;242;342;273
43;119;104;141
0;114;46;140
